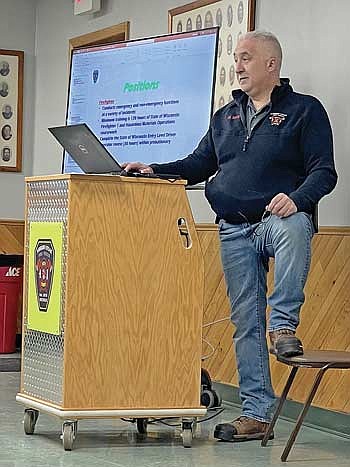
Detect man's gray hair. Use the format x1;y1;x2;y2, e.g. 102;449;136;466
239;30;283;67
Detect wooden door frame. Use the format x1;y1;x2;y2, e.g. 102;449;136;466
69;21;130;53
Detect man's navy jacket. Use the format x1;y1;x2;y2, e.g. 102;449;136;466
151;79;337;224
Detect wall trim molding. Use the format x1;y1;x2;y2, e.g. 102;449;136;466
0;219;25;226
317;226;350;235
196;223;350;235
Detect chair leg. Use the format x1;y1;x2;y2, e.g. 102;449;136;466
281;367;329;462
261;366;298;447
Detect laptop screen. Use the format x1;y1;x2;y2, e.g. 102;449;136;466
49;124;122;174
49;123;182;180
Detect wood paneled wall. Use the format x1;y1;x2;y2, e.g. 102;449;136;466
0;219;24;255
197;224;350;414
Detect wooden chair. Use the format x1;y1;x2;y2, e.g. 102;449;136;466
261;350;350;461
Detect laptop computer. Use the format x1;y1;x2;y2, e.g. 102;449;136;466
48;123;181;180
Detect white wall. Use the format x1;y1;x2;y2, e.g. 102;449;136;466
4;0;350;225
0;0;36;219
256;0;349;225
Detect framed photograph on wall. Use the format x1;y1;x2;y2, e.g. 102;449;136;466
0;49;24;172
169;0;255;112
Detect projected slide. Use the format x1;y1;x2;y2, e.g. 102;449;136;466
64;29;218;173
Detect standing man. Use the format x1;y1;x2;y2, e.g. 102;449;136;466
123;31;337;441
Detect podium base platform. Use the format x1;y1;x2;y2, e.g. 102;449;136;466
16;393;206;450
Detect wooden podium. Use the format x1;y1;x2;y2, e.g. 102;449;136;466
16;174;205;449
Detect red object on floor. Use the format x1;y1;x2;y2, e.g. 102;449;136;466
0;264;22;353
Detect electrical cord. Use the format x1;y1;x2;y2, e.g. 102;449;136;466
122;406;225;428
201;337;216;361
201;317;230;361
202;317;230;328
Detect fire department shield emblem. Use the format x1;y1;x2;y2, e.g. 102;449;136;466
34;239;55;312
269;112;287;126
92;69;99;84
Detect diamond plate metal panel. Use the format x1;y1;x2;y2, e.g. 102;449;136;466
22;179;68;405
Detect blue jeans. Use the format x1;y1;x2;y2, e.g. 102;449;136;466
218;212;314;422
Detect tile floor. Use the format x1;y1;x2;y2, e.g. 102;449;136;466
1;371;350;467
0;351;21;372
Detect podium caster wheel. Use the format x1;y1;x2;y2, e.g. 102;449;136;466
201;389;215;408
62;422;75;451
24;409;39;435
136;418;148;434
182;420;193;448
201;388;222;408
182;429;192;448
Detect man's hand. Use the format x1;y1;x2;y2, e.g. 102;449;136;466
121;162;154;174
266;193;297;218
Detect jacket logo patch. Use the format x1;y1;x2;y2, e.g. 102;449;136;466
269;113;287;126
227;114;240;120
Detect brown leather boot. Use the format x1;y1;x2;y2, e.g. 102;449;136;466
269;329;303;357
214;416;273;441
